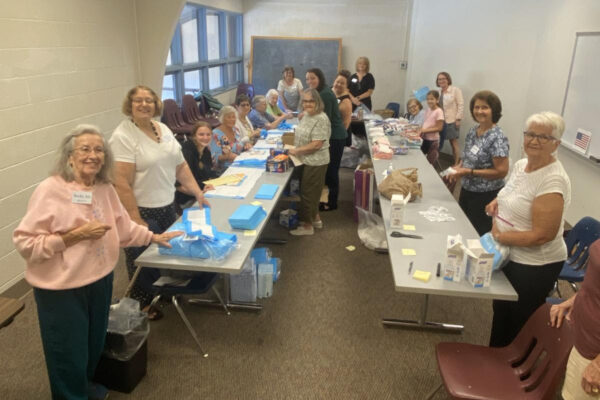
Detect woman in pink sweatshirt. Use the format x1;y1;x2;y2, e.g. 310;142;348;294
13;125;180;400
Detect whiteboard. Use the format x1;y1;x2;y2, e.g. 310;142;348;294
561;32;600;160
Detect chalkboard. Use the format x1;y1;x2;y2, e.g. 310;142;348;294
249;36;342;97
561;32;600;161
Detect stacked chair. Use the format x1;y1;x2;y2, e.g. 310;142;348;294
162;99;195;142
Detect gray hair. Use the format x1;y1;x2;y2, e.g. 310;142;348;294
303;88;324;114
252;95;267;108
525;111;565;140
52;124;114;183
266;89;279;103
218;105;237;123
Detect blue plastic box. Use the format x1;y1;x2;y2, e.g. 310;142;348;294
228;205;266;230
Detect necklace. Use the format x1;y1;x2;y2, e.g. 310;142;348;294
133;119;160;143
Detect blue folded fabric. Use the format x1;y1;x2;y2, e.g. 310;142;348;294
228;204;266;230
278;122;293;130
254;184;279;200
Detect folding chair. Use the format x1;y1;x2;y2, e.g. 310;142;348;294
385;102;400;118
161;99;194;142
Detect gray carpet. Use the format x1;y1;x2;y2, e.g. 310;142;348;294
0;166;565;400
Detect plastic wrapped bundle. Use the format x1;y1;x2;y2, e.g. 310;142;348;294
158;222;238;262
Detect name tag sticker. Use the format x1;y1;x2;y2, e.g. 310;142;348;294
72;191;92;204
470;145;480;155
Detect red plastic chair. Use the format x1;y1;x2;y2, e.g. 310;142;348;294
236;83;254;100
181;94;205;125
428;303;573;400
161;99;194;141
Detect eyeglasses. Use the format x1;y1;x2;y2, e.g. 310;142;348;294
302;99;315;103
132;97;154;104
523;131;557;144
239;103;251;107
74;146;105;155
408;105;418;110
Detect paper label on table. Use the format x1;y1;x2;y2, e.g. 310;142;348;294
190;222;214;239
403;224;416;231
244;230;257;236
413;270;431;282
402;249;417;256
251;201;263;206
182;234;199;241
186;208;207;224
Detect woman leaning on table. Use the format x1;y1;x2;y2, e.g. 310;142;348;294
235;94;260;145
277;65;304;112
110;85;209;319
550;239;600;400
486;111;571;348
211;105;251;174
305;67;347;212
175;121;217;209
436;71;464;165
13;125;180;400
448;90;509;236
348;56;376;111
287;88;331;236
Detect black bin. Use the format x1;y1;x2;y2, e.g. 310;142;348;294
94;339;147;393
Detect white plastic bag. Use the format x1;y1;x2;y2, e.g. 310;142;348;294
356;207;388;251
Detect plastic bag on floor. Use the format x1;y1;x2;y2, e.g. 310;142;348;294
356;207;388;251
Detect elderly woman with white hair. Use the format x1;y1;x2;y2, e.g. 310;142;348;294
485;111;571;348
13;125;180;400
265;89;292;119
248;95;288;130
211;105;250;174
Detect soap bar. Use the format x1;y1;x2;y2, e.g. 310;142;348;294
413;270;431;282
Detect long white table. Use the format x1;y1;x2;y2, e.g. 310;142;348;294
365;122;517;332
134;168;293;310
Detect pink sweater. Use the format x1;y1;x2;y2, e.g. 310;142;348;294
13;176;153;290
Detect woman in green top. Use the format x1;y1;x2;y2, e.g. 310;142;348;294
305;68;347;211
266;89;291;118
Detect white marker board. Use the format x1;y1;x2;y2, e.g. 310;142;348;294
561;32;600;160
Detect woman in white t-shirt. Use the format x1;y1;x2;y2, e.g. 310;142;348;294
485;111;571;347
110;85;210;319
277;65;304;112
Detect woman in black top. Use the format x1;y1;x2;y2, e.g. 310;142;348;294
175;121;216;207
349;56;376;111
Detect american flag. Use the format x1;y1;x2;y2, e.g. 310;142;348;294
574;129;591;152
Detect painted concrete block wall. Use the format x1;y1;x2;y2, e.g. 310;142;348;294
242;0;411;112
406;0;600;224
0;0;141;293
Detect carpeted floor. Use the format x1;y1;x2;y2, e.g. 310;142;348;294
0;166;566;400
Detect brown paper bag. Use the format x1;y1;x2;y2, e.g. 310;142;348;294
378;168;423;201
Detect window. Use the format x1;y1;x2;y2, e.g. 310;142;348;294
163;4;243;102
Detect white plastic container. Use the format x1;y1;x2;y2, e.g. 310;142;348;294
257;263;273;298
230;258;257;302
390;194;406;229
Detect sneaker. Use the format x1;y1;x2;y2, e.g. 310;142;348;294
88;382;109;400
312;220;323;229
290;225;314;236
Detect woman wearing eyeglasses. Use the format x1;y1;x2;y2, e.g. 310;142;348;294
110;85;209;319
485;111;571;348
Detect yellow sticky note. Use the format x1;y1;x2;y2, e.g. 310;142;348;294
413;270;431;282
243;230;257;236
403;224;416;231
345;245;356;251
402;248;416;256
251;201;262;206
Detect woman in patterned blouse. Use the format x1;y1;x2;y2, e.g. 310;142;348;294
447;90;509;235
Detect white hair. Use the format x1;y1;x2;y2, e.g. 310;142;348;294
525;111;565;139
218;105;237;123
266;89;279;102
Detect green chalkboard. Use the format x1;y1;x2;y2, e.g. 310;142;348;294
249;36;342;96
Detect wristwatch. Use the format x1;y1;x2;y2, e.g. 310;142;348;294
470;168;474;176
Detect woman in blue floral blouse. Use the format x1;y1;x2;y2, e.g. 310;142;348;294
448;90;509;235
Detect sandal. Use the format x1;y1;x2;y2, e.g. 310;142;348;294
319;203;337;212
142;304;164;321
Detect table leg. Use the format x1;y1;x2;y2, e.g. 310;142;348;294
381;294;464;332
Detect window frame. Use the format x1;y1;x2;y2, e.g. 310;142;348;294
163;4;243;103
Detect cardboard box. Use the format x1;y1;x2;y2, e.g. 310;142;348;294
282;132;295;146
266;155;290;173
465;239;494;288
443;235;464;282
353;163;375;222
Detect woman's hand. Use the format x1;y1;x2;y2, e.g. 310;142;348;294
243;142;253;151
252;129;261;138
582;358;600;395
455;119;461;128
285;112;293;119
195;193;211;209
288;148;297;156
151;230;184;248
78;220;112;240
203;184;215;192
549;296;575;328
352;97;361;106
485;199;498;217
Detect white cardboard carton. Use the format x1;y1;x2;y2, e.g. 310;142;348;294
465;239;494;288
390;193;410;229
443;234;464;282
